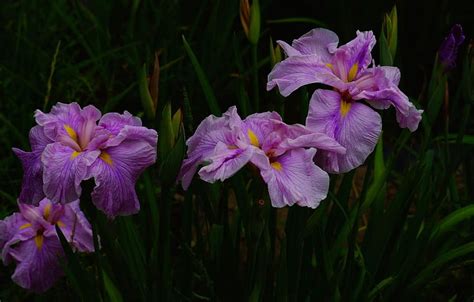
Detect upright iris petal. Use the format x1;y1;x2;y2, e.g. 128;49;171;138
0;198;93;293
267;28;423;173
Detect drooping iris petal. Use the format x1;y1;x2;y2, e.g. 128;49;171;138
259;148;329;208
267;55;341;97
0;213;30;264
56;200;94;252
352;70;422;132
178;106;243;189
306;89;382;173
10;236;64;293
13;126;53;204
198;142;255;182
42;142;100;203
90;140;157;218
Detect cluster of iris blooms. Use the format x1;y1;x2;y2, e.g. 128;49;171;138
0;24;464;292
1;103;158;292
178;28;423;205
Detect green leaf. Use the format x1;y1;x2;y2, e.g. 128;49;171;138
368;277;394;301
248;0;260;44
102;271;124;302
379;30;393;66
410;242;474;288
138;63;156;120
431;205;474;241
160;124;186;186
182;35;221;115
363;135;385;210
55;225;99;301
159;103;175;158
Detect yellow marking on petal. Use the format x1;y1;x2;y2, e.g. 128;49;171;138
43;203;51;220
340;100;352;117
19;223;32;230
100;151;113;165
325;63;334;70
71;151;81;159
347;63;359;82
64;125;78;141
271;162;282;171
34;235;44;250
57;220;65;227
247;129;259;147
228;145;238;150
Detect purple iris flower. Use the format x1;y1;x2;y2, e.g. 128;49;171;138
13;102;158;218
178;106;345;208
0;198;93;293
267;28;423;173
438;24;465;71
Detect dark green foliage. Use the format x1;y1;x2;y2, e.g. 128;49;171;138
1;0;473;301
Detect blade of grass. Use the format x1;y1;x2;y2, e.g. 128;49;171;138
182;35;220;115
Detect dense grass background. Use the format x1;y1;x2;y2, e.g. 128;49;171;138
1;0;473;301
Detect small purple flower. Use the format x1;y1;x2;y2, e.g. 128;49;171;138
438;24;465;71
0;198;93;293
13;102;158;218
178;106;345;208
267;28;423;173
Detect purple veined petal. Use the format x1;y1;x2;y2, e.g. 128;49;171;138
379;66;401;85
58;200;94;252
290;28;339;59
90;139;157;218
0;213;31;264
336;30;376;72
13;126;53;204
277;40;303;57
241;114;283;149
35;102;102;152
77;105;102;150
29;125;53;152
98;111;143;135
198;142;254;183
259;148;329;208
178;106;243;189
306;89;382;173
245;111;282;122
42;142;100;204
278;28;339;61
9;236;64;293
186;106;242;152
267;55;343;97
34;102;83;142
348;66;423;132
18;203;50;230
103;125;158;149
278;130;346;155
12;148;46;205
356;84;423;132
